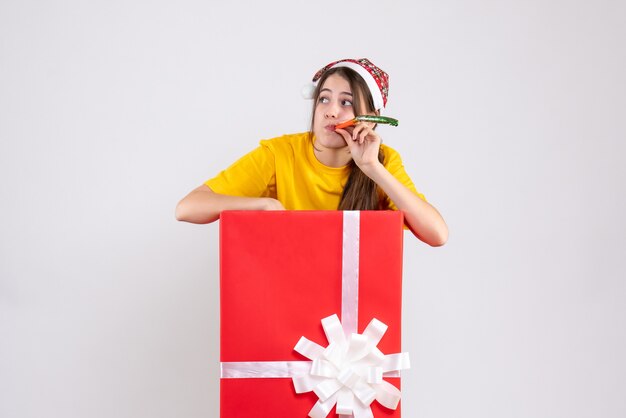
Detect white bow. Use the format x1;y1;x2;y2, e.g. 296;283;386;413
292;314;410;418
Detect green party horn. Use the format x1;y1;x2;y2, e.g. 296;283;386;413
334;115;399;130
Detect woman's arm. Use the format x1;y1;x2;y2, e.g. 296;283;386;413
175;185;284;224
337;124;448;246
363;165;448;246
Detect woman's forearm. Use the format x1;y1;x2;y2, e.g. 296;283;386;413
175;185;283;224
365;164;448;246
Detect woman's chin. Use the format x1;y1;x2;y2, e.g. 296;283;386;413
316;131;348;149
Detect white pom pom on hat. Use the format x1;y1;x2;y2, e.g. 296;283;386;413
301;58;390;111
300;82;316;100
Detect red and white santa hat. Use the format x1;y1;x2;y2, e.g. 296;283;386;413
301;58;390;111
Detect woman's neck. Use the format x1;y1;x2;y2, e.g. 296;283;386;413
312;141;352;168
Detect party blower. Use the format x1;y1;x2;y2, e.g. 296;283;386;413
334;115;399;130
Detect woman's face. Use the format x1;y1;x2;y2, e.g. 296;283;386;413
312;73;359;149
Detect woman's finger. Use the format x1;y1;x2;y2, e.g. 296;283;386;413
358;125;380;145
351;124;363;140
360;127;370;144
352;123;372;141
334;127;352;142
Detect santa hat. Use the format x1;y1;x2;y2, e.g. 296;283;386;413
301;58;390;111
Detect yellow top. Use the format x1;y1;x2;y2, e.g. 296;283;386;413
205;132;424;210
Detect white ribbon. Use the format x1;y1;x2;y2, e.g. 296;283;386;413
341;211;360;337
221;361;313;378
220;211;410;417
292;314;410;418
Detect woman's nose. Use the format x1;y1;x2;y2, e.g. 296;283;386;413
324;103;339;118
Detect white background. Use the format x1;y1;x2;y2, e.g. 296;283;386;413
1;1;625;417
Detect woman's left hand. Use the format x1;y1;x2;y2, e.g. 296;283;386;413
335;123;382;173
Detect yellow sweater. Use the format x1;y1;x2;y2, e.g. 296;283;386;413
205;132;424;210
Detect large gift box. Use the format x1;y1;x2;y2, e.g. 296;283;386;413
219;211;410;417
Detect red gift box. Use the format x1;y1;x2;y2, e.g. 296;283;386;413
219;211;408;417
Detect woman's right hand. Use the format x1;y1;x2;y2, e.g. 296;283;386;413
261;198;285;211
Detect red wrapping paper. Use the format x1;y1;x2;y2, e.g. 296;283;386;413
220;211;405;417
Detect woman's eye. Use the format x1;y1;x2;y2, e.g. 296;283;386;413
342;100;353;106
318;97;329;104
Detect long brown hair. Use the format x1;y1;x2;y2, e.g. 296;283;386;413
310;67;386;210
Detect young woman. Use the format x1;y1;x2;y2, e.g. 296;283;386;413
176;58;448;246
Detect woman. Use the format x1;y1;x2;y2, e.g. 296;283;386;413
176;58;448;246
